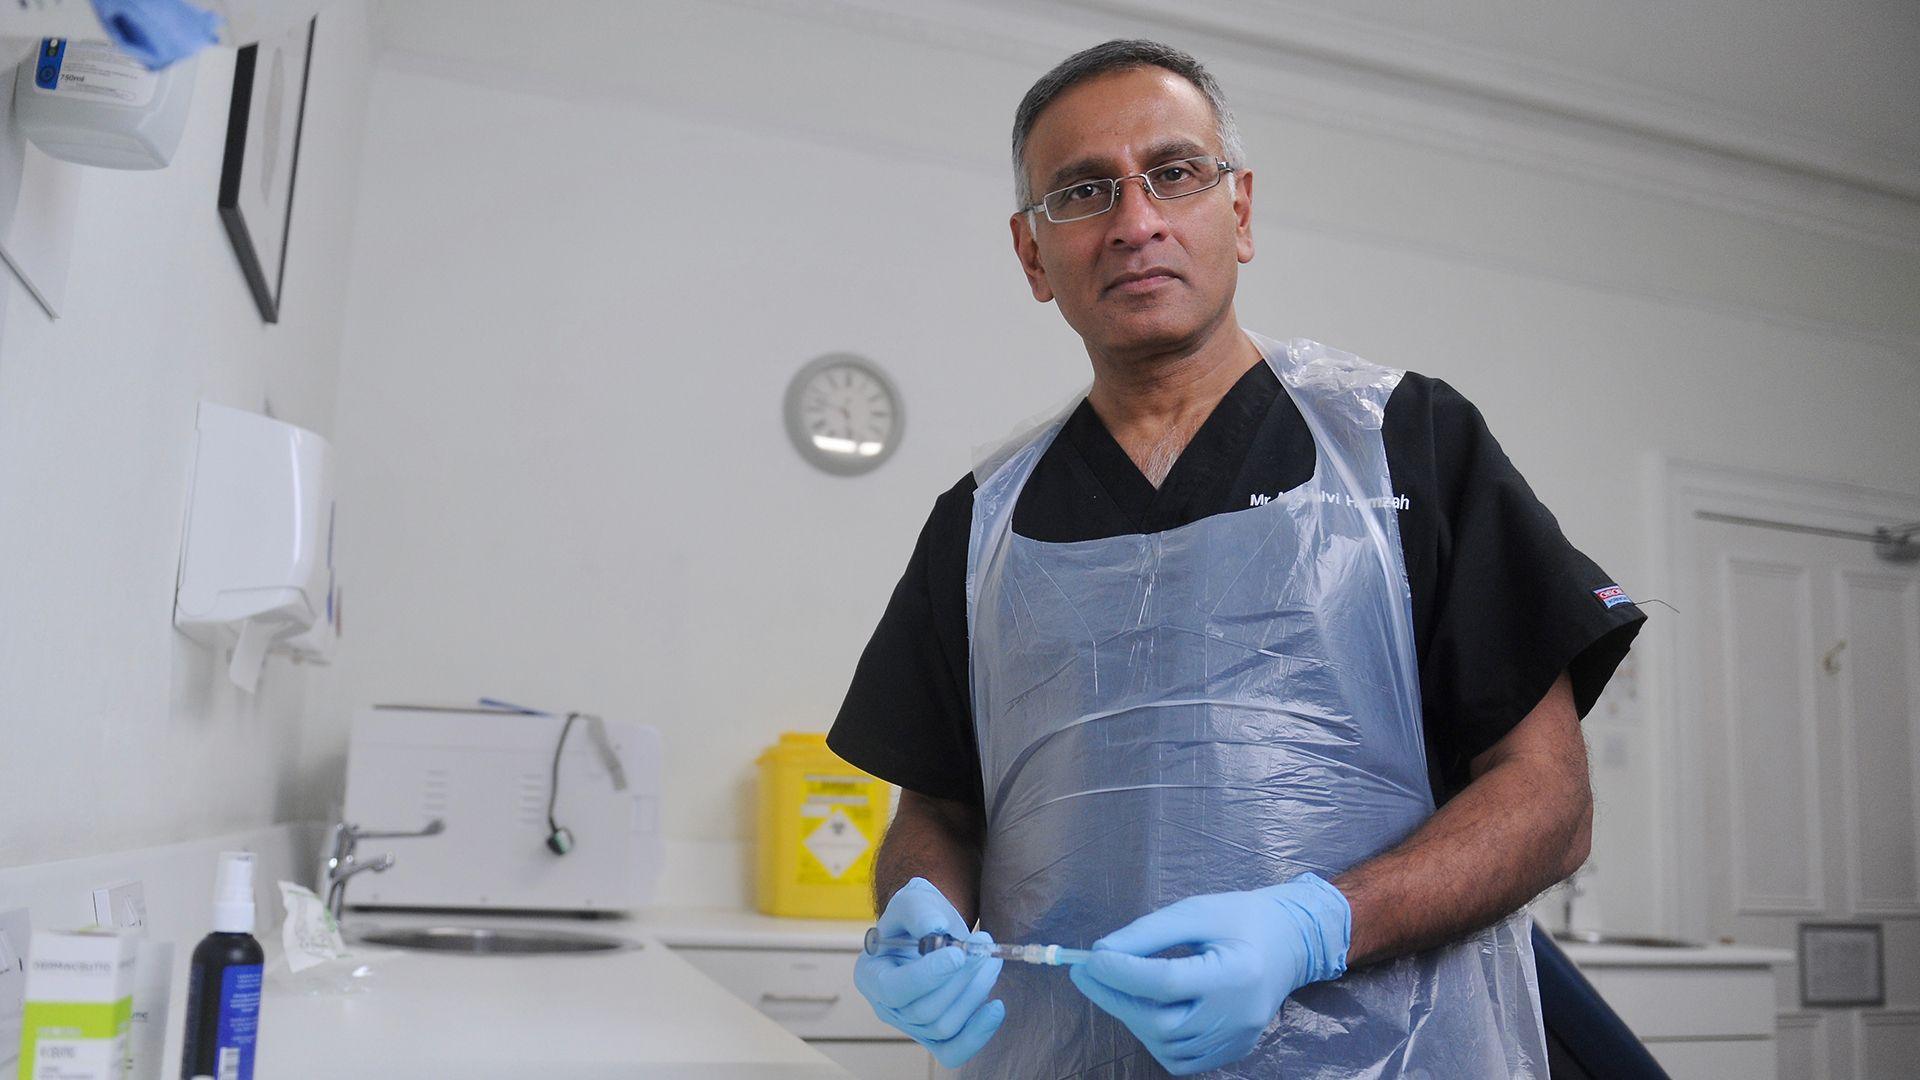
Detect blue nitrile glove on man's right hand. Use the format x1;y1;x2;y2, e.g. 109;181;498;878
1070;872;1351;1076
90;0;222;70
853;877;1006;1067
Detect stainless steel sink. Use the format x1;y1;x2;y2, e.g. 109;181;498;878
353;926;640;956
1551;929;1703;949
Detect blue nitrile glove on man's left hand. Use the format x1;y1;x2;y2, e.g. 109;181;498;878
1070;872;1351;1076
854;877;1006;1067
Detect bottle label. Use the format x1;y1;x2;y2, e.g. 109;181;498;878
20;999;130;1080
30;1033;122;1079
213;964;263;1080
30;39;160;107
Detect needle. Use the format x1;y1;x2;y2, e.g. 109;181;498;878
862;927;1092;967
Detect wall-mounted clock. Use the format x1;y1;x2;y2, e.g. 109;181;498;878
784;353;904;476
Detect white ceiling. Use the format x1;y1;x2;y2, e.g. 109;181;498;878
372;0;1920;201
1056;0;1920;199
1329;0;1914;152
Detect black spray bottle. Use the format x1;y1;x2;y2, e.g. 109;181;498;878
179;851;264;1080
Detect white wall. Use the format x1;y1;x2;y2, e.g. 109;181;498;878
0;6;374;867
320;0;1920;933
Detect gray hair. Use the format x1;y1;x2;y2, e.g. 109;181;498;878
1011;39;1247;210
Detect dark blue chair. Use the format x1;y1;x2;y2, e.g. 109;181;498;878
1534;925;1671;1079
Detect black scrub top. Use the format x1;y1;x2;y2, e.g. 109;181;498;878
827;359;1646;809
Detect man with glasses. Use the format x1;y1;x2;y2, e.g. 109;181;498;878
832;39;1642;1078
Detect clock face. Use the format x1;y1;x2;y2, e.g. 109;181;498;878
784;354;903;475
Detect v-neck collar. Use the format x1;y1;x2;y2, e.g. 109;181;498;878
1060;360;1281;534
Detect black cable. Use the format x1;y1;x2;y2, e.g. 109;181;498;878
545;711;581;854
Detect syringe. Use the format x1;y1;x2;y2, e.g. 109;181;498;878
862;927;1092;967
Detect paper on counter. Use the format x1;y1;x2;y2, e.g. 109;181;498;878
278;881;349;974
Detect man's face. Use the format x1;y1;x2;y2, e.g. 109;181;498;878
1011;66;1254;360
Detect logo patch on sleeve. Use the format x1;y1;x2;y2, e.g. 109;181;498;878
1593;585;1632;609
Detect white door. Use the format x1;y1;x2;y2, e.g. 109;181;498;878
1690;512;1920;1080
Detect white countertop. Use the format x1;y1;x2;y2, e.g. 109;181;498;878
635;906;1799;971
1555;939;1794;968
157;910;852;1079
632;908;870;952
151;901;1791;1078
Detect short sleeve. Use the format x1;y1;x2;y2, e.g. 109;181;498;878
827;480;983;805
1409;380;1646;789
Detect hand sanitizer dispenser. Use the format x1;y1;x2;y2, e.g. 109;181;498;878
173;402;334;691
13;38;198;169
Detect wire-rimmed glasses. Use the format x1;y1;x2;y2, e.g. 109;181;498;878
1023;156;1235;224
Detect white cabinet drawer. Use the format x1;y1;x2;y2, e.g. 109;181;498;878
1584;968;1776;1038
811;1040;934;1080
675;946;901;1040
1645;1037;1775;1079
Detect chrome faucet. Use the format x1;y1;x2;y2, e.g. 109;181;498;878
322;819;445;921
1561;862;1593;933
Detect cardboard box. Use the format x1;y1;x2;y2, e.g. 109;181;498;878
17;929;136;1080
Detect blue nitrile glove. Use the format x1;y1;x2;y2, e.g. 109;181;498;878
853;877;1006;1067
90;0;222;70
1069;872;1351;1076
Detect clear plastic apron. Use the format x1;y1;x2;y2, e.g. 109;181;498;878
961;333;1545;1078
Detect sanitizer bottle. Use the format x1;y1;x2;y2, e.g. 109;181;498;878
178;852;264;1080
13;37;199;169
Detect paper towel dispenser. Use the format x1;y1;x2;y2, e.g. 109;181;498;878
173;402;336;690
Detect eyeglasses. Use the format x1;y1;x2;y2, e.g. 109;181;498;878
1023;156;1235;224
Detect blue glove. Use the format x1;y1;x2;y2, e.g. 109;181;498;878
90;0;222;70
1069;873;1351;1076
853;878;1006;1067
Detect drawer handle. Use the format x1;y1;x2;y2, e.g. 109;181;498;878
760;993;842;1007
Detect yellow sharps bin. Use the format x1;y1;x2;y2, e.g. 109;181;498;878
756;733;894;918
